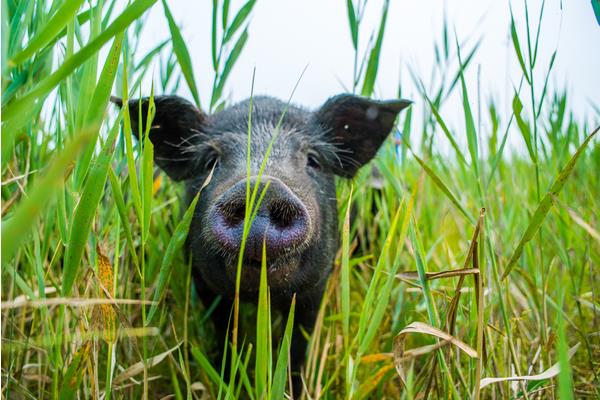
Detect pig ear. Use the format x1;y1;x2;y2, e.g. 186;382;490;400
111;95;207;181
312;94;412;178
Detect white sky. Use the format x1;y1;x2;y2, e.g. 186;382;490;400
137;0;600;146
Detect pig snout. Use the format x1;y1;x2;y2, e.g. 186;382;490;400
208;176;311;264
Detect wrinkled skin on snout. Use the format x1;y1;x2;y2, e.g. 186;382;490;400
118;93;411;396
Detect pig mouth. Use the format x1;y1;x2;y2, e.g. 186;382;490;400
219;248;304;291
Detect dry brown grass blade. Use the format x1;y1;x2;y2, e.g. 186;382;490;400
94;246;117;344
113;342;182;385
479;343;580;389
0;297;154;309
354;363;395;399
396;268;480;281
360;353;393;363
393;321;477;385
89;264;143;361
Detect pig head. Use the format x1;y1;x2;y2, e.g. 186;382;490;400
118;93;411;395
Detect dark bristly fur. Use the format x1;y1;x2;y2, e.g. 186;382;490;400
113;93;411;396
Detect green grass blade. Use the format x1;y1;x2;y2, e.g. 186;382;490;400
502;125;599;279
141;90;156;243
271;296;295;399
191;346;225;387
556;288;574;400
455;35;479;178
255;240;270;399
74;32;124;189
107;167;139;269
62;116;122;296
593;0;600;25
510;7;530;84
9;0;85;66
2;0;157;123
121;70;143;222
360;0;389;96
360;194;412;354
161;0;201;107
426;96;467;165
222;0;255;44
341;187;353;344
346;0;358;49
410;150;474;224
212;27;248;108
146;189;202;324
512;91;535;162
357;202;402;349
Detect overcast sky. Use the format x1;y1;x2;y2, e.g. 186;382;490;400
137;0;599;144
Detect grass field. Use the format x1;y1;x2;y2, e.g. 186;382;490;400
2;0;599;399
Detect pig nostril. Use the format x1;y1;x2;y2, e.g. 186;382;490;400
220;201;246;227
268;200;301;229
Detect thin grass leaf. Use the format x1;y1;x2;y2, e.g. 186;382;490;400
191;346;225;387
445;40;480;100
271;295;295;399
409;150;474;224
62;116;122;296
212;27;248;108
222;0;231;29
361;0;389;96
426;96;467;165
510;8;531;84
557;286;575;399
1;132;93;266
120;68;143;222
222;0;256;44
346;0;358;50
360;194;412;354
161;0;201;107
357;202;403;350
9;0;85;66
211;0;218;71
146;172;212;324
255;240;269;399
341;187;353;344
455;34;479;177
107;167;140;268
593;0;600;25
512;92;535;162
502;125;599;279
141;90;155;242
74;32;124;189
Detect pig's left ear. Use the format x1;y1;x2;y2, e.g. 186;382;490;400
111;95;207;181
312;94;412;178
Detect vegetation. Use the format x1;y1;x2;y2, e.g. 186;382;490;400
1;0;599;399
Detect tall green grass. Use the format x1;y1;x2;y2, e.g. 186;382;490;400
2;1;599;399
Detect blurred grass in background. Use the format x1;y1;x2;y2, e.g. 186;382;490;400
1;0;599;399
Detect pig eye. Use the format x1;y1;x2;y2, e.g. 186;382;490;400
204;153;220;171
306;151;321;170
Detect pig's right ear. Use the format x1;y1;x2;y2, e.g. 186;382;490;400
111;95;207;181
311;94;411;178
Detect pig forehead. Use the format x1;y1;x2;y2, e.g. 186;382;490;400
213;122;308;157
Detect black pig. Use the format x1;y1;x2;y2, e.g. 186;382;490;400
115;93;411;396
